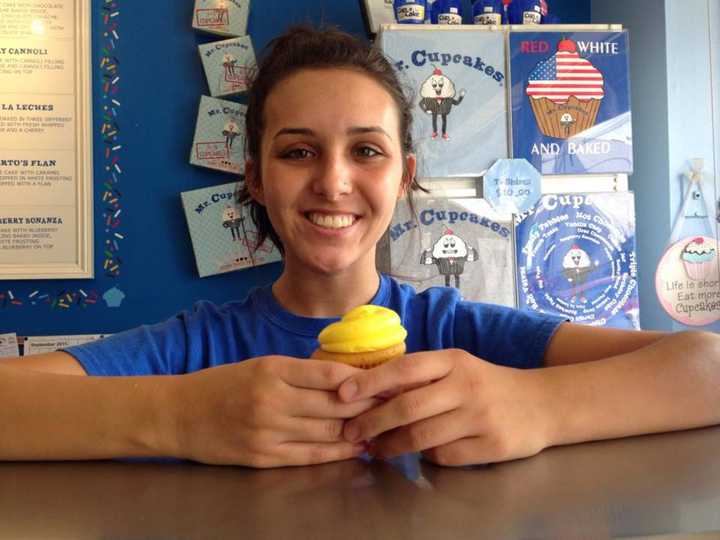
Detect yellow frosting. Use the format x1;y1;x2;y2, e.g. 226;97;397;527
318;305;407;353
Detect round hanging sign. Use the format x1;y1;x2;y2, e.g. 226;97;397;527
655;235;720;326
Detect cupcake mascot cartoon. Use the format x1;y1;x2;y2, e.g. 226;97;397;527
562;244;594;303
222;52;238;78
221;204;244;242
418;68;466;140
421;229;478;289
222;117;241;150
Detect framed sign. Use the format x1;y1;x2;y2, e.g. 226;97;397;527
0;0;93;279
359;0;396;38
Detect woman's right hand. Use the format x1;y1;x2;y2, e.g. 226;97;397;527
167;356;375;467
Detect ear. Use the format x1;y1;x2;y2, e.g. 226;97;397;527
245;159;265;205
398;153;418;199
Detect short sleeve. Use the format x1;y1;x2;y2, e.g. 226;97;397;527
453;301;566;369
63;314;190;376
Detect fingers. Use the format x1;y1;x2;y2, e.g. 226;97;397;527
270;442;366;468
338;352;452;403
270;357;364;391
421;437;496;467
281;416;347;443
291;388;380;419
343;378;460;444
367;410;470;459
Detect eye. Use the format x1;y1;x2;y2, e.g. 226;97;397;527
281;147;314;160
354;145;382;158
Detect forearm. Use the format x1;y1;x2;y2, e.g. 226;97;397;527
536;331;720;447
0;365;179;460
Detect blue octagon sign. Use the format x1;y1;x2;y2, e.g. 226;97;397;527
483;158;542;215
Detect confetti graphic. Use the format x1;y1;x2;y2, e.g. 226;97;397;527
100;0;124;279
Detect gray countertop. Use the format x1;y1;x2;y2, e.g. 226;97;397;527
1;427;720;539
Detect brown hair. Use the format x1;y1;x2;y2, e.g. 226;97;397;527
237;24;425;254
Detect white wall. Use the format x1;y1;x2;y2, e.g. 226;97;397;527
591;0;720;331
591;0;673;330
664;0;719;331
712;1;720;245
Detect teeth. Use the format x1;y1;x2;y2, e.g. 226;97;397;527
308;213;355;229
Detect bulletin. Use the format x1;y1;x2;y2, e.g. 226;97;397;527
0;0;93;279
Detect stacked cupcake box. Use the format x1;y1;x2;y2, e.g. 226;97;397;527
182;1;281;279
377;24;639;329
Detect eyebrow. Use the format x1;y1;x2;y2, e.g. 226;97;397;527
273;126;393;140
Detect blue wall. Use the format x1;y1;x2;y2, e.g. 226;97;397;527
0;0;591;338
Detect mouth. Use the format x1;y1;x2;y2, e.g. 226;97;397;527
305;212;358;230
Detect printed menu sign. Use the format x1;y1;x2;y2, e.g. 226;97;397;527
0;0;92;279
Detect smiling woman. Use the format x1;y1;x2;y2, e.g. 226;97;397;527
239;26;424;258
244;67;412;309
1;24;720;469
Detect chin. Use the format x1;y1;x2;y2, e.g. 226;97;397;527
298;249;364;276
307;258;354;276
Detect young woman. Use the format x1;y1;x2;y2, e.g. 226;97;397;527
1;26;719;468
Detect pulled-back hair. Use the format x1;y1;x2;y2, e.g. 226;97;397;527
238;24;424;254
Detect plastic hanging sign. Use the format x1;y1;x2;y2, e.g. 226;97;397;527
483;158;542;215
655;160;720;326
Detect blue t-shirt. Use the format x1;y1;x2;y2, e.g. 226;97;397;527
64;275;564;376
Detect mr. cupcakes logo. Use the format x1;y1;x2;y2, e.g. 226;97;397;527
381;198;515;305
380;29;508;177
510;31;632;175
515;192;640;329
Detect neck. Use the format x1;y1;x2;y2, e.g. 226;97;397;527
272;260;381;318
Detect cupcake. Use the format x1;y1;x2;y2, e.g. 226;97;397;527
311;305;407;369
681;237;717;281
526;38;605;139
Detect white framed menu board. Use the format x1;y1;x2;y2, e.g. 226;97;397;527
0;0;93;279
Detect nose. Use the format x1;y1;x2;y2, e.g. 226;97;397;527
312;151;352;201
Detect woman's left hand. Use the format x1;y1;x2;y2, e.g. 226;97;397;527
337;350;552;466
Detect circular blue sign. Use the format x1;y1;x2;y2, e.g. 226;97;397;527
515;193;639;329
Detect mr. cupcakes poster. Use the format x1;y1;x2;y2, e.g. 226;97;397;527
515;192;640;329
379;28;508;177
510;31;632;175
377;197;516;307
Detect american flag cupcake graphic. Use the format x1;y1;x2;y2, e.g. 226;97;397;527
526;38;605;139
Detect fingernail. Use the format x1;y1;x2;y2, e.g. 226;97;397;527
352;444;366;456
342;380;358;401
367;442;384;459
344;424;360;443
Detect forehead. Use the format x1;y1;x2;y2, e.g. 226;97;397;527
263;68;400;135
